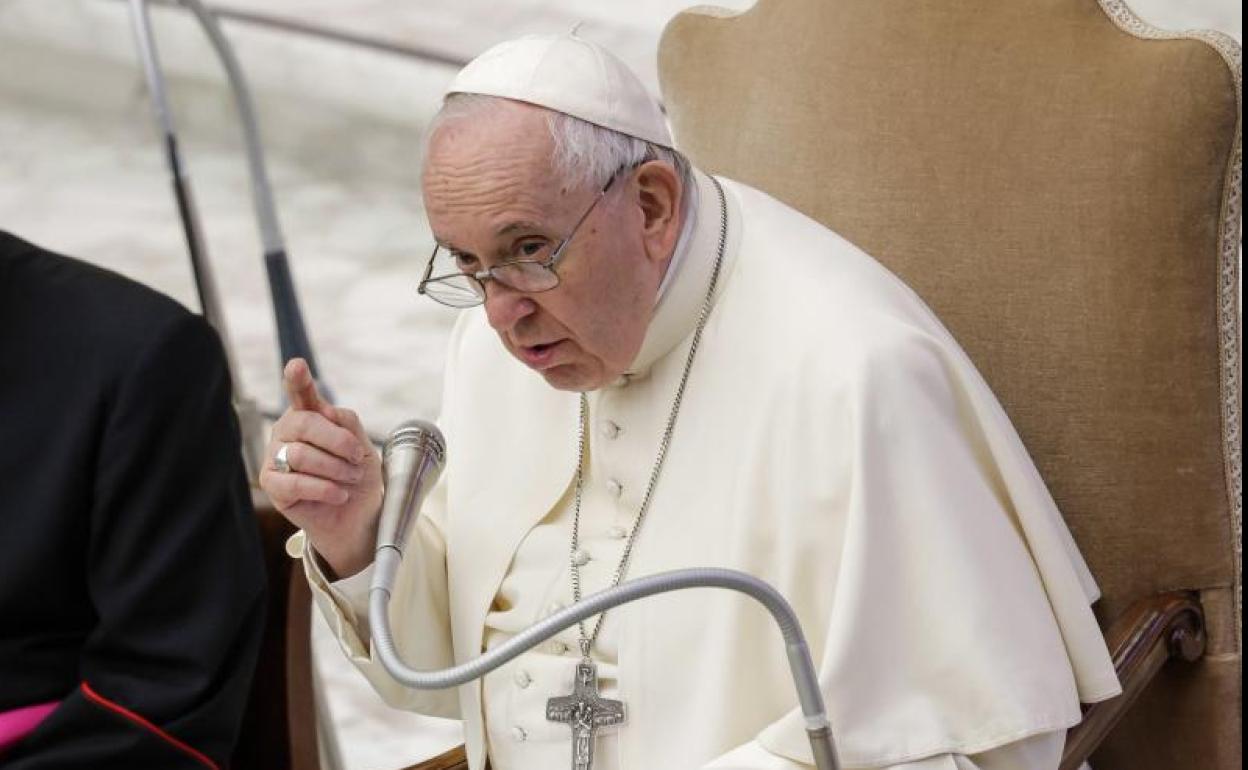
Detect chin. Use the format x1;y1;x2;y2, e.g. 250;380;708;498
539;363;609;393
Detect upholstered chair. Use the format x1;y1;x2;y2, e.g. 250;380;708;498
657;1;1241;768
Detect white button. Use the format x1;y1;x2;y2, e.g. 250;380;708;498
610;374;630;388
284;531;306;559
600;420;621;439
607;525;628;540
511;726;528;742
514;670;532;689
549;640;569;654
606;479;623;497
572;548;591;566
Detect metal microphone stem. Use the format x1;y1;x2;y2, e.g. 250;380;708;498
370;562;840;770
173;0;328;391
127;0;268;481
127;0;331;415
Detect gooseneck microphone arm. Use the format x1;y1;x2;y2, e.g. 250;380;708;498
127;0;268;481
126;0;329;399
127;0;221;334
371;566;840;770
368;422;840;770
173;0;327;392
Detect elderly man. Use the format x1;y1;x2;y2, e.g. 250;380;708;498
263;34;1119;770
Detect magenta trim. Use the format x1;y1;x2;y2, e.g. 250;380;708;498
0;701;59;755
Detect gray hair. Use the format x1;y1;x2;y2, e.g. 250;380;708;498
426;93;693;195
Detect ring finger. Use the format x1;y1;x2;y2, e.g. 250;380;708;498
265;470;351;509
273;441;364;485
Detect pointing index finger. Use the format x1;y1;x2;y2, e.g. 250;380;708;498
284;358;328;413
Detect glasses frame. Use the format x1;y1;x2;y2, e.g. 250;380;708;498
417;165;629;308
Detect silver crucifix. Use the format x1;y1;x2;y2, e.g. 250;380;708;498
546;661;626;770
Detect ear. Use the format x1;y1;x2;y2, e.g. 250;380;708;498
633;160;683;265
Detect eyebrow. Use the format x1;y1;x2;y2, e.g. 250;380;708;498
497;220;546;237
435;220;549;253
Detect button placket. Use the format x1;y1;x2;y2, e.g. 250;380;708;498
591;389;644;514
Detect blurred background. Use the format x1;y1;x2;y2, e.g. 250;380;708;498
0;1;1239;768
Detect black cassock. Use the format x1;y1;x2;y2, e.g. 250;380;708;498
0;231;266;769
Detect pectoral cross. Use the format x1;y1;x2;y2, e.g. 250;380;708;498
546;661;626;770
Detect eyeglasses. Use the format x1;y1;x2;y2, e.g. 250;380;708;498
417;167;627;309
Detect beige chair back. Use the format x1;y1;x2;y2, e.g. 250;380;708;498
659;1;1241;767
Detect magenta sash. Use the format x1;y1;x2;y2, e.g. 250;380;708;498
0;701;58;755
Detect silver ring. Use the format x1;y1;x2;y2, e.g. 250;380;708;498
274;443;292;473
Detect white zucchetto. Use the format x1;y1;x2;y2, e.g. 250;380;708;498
446;33;673;148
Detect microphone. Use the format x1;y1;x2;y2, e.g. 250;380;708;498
364;419;840;769
371;419;446;594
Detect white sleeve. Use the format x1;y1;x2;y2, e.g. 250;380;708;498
700;730;1069;770
293;477;461;719
297;540;373;635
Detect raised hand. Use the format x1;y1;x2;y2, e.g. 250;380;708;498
259;357;383;578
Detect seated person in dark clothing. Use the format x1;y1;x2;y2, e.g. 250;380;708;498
0;230;266;769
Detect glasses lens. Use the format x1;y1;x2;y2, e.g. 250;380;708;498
422;274;485;307
494;261;559;293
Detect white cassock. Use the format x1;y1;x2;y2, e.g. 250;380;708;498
294;168;1122;770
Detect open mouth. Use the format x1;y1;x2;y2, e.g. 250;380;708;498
516;339;565;369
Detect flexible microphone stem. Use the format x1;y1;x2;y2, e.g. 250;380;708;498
370;419;838;768
173;0;328;389
370;563;840;770
127;0;267;482
127;0;331;406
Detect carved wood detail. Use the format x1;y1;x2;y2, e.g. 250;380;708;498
1060;591;1206;770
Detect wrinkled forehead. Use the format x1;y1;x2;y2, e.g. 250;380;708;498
422;103;574;238
421;122;581;248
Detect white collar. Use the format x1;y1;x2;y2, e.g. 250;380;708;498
653;169;700;304
622;169;735;380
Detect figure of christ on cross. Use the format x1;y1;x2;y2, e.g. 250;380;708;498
547;661;627;770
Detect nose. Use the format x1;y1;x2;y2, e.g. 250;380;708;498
482;281;537;334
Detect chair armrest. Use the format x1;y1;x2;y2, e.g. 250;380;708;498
1060;591;1206;770
401;744;469;770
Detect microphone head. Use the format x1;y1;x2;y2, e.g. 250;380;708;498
384;419;446;469
375;419;447;560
